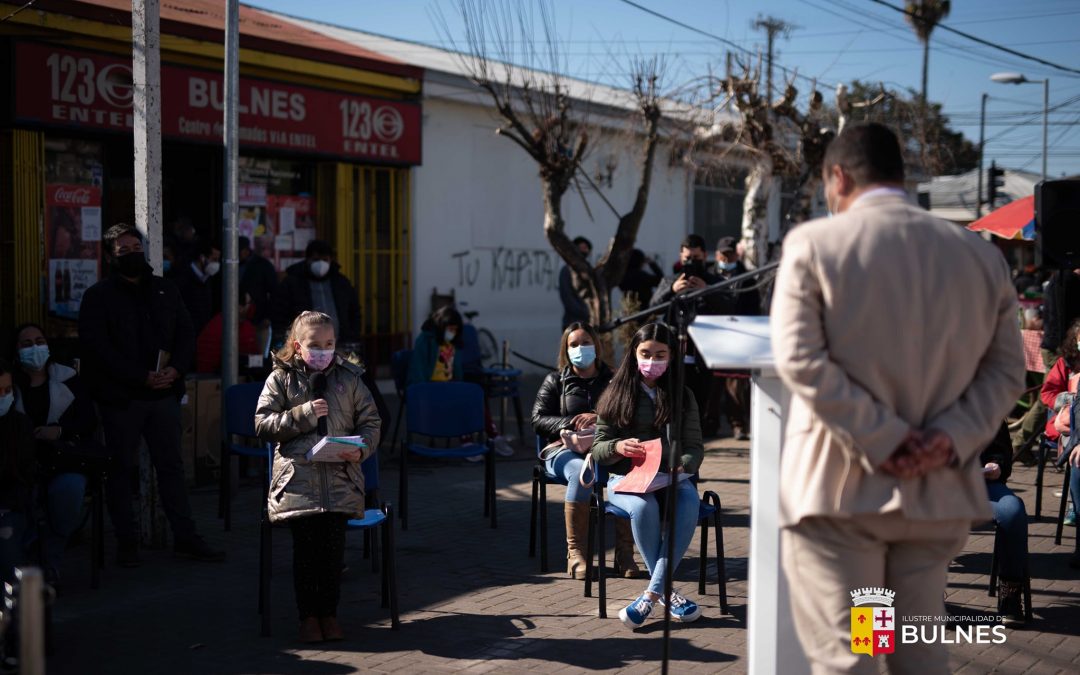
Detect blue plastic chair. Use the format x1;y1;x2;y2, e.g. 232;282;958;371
398;382;496;531
529;435;571;573
219;382;272;532
483;365;525;439
387;349;413;453
258;451;399;636
583;469;728;617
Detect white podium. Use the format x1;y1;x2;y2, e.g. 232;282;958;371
688;315;808;674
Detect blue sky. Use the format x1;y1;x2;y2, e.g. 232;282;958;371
250;0;1080;177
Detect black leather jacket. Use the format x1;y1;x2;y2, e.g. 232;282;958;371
531;363;614;441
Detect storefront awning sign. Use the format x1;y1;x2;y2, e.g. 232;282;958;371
966;194;1035;241
14;41;422;165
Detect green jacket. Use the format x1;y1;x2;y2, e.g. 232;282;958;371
593;386;704;476
255;353;381;523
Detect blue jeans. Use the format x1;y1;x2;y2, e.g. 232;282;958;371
545;450;590;503
607;474;699;596
987;481;1028;580
0;511;28;585
42;473;88;572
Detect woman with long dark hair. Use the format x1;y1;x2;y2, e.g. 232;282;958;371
531;322;642;579
593;322;703;630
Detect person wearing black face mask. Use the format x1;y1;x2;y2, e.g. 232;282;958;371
78;223;223;567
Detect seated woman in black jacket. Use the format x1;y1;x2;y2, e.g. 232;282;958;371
0;358;35;587
531;322;643;579
12;323;98;585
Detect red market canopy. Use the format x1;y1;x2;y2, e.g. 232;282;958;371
967;195;1035;240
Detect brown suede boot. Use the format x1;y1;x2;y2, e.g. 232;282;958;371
299;617;324;643
565;502;590;579
614;518;646;579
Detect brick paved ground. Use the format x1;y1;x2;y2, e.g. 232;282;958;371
40;387;1080;674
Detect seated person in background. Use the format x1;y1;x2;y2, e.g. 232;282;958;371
531;322;643;580
11;324;99;587
980;422;1029;626
407;306;512;456
1040;318;1080;526
0;358;35;585
196;291;261;374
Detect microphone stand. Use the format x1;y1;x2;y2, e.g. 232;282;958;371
600;262;778;675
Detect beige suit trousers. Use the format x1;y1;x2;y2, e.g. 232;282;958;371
782;512;970;675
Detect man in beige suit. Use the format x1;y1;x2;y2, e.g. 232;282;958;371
771;123;1025;674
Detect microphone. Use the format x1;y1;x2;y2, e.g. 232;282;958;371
311;372;328;437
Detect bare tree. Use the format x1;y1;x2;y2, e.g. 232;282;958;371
437;0;664;331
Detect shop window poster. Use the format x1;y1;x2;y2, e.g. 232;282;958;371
44;139;103;319
238;156;316;271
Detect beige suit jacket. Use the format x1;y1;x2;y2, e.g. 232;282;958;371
771;192;1026;527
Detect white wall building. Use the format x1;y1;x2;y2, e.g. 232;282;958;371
268;11;719;372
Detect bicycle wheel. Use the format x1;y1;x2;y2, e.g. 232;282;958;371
477;328;500;366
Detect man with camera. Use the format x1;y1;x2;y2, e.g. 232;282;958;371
649;234;722;421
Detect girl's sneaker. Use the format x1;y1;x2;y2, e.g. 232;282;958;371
619;594;655;630
662;590;702;623
1065;510;1076;527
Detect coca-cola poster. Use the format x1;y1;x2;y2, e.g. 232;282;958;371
45;139;103;319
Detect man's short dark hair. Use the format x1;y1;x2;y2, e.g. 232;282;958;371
195;239;220;258
572;236;593;252
103;223;141;257
306;240;333;258
822;122;905;186
238;236;251;252
681;234;707;252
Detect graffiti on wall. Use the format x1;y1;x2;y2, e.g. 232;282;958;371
451;247;560;292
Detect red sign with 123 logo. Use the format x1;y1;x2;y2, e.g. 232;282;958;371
14;42;422;165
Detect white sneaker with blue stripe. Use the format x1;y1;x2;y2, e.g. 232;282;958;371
618;594;655;630
661;590;702;623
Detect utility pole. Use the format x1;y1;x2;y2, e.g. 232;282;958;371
132;0;162;270
752;15;795;105
223;0;240;392
976;92;987;219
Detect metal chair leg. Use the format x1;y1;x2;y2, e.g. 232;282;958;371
584;495;595;598
539;473;549;573
513;394;525;440
989;524;1000;597
483;447;491;517
1035;442;1048;520
597;499;607;619
399;443;409;531
529;467;539;560
389;398;405;455
698;513;708;597
385;504;400;630
1056;463;1071;546
489;449;498;529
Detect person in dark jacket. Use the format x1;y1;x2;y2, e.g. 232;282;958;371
618;249;664;309
174;239;221;335
531;322;642;580
593;322;703;629
78;223;223;567
558;236;593;329
0;358;35;586
706;236;761;440
980;421;1029;626
239;235;279;327
269;240;390;437
649;234;721;429
11;324;98;584
271;240;361;345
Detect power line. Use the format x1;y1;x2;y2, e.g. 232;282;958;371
866;0;1080;77
613;0;838;89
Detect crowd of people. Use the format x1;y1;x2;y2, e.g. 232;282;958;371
0;122;1071;666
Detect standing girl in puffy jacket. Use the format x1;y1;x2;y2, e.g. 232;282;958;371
255;311;381;644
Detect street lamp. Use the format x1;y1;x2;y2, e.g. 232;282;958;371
991;72;1049;183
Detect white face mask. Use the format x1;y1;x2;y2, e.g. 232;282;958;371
204;261;221;277
310;260;331;278
0;393;13;417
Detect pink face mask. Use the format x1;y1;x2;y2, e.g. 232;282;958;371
300;347;335;371
637;358;668;380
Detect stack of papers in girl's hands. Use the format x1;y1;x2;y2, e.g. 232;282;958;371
612;438;694;493
306;436;366;462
